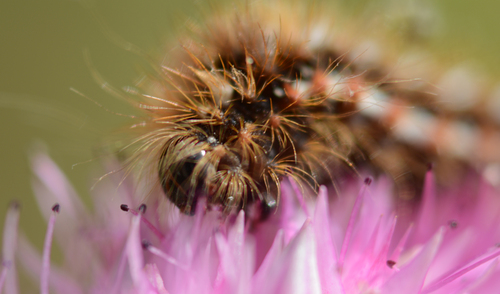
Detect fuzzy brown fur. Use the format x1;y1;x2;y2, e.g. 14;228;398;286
125;1;500;216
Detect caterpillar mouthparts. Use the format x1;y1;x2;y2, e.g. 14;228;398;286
127;1;500;216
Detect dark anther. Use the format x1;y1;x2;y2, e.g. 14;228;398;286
448;220;458;229
52;203;60;213
9;201;21;210
120;204;129;212
141;239;151;250
386;260;396;268
139;204;147;214
364;177;373;186
427;162;434;171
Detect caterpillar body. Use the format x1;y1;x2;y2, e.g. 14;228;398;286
126;1;500;216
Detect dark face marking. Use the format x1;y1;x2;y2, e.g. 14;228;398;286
159;151;206;215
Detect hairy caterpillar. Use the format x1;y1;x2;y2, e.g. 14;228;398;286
123;0;500;216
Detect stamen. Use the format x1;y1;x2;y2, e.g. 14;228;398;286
119;204;164;240
0;264;8;293
389;224;413;262
339;177;370;266
422;248;500;293
41;204;59;294
141;239;188;270
2;201;20;294
367;215;398;280
416;168;437;241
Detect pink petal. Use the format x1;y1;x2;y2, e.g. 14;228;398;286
312;187;343;293
215;211;254;294
144;264;169;294
252;230;284;289
256;222;322;294
30;152;87;221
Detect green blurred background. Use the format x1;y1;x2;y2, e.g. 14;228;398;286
1;0;500;291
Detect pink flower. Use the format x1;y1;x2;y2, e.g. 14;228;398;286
2;152;500;294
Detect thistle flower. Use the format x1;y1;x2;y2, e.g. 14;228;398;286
2;153;500;294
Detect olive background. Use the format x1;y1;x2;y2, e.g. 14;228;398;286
1;0;500;291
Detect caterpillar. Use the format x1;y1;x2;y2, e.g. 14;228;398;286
124;0;500;216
